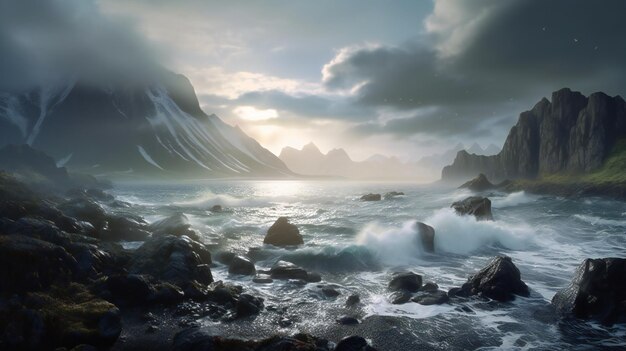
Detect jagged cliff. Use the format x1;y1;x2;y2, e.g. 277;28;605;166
442;88;626;182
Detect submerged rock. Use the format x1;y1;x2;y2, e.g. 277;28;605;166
263;217;304;247
552;258;626;325
346;294;361;306
360;193;382;201
236;294;264;318
459;173;495;192
412;291;449;305
388;272;422;292
449;256;529;302
415;222;435;253
228;255;256;276
389;291;412;305
269;260;309;280
383;191;405;199
451;196;493;221
209;205;223;213
336;335;377;351
337;316;360;325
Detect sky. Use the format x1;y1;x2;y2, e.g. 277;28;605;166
3;0;626;161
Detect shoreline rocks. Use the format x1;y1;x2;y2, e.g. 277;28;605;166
451;196;493;221
449;256;529;302
360;193;381;201
459;173;495;192
552;258;626;325
415;222;435;253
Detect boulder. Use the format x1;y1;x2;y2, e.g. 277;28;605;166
0;235;76;293
388;272;422;292
552;258;626;325
0;284;121;349
228;255;256;276
337;316;360;325
269;260;310;281
449;256;529;302
100;214;150;242
335;335;377;351
263;217;303;246
130;235;213;285
415;222;435;253
459;174;495;192
346;294;361;306
58;198;108;230
451;196;493;221
412;291;449;305
236;294;264;318
209;205;223;213
148;213;199;240
420;282;439;293
360;193;381;201
389;291;411;305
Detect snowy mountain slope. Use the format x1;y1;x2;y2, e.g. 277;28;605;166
0;71;292;178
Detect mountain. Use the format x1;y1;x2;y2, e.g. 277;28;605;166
278;143;421;180
442;88;626;182
0;71;292;178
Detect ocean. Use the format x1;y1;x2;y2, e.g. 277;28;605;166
112;180;626;350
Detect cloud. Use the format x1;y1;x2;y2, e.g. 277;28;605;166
0;0;158;91
321;0;626;139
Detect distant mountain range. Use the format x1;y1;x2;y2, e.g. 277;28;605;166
415;142;500;179
0;70;292;178
442;88;626;182
279;142;422;180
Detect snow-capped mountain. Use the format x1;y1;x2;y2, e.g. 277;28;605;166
0;71;292;178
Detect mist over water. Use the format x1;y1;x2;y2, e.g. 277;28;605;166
112;180;626;350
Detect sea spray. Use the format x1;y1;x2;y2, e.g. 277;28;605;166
492;191;536;208
427;208;534;254
355;221;426;265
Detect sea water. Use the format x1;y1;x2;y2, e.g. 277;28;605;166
112;180;626;350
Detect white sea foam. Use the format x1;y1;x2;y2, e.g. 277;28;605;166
492;191;535;207
355;221;424;265
573;214;626;226
173;192;271;208
427;208;534;254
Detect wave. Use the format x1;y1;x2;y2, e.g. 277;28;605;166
354;209;535;260
172;192;271;208
257;245;381;272
492;191;535;208
573;214;626;227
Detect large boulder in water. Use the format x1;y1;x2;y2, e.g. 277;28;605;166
228;255;256;276
388;272;422;292
360;193;381;201
449;256;529;302
459;173;495;192
263;217;303;247
552;258;626;325
415;222;435;253
130;235;213;285
451;196;493;221
148;213;199;240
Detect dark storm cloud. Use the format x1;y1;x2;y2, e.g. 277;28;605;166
323;0;626;138
0;0;157;91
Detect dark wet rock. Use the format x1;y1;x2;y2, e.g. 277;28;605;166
130;235;213;285
415;222;435;253
228;255;256;276
206;281;242;305
337;316;360;325
252;275;273;284
236;294;264;318
360;193;381;201
388;272;422;292
0;284;121;349
209;205;223;213
451;196;493;221
215;251;236;265
322;287;340;298
269;260;309;280
306;272;322;283
459;173;495;192
552;258;626;325
450;256;529;302
383;191;405;199
420;282;439;293
58;198;108;229
173;329;336;351
346;294;361;306
336;335;377;351
278;317;293;327
412;291;449;305
100;214;150;242
0;144;72;188
148;213;199;240
99;274;185;306
0;235;76;293
263;217;303;247
389;291;412;305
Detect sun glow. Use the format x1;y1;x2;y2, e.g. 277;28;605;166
233;105;279;121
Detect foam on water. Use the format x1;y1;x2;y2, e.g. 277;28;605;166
492;191;536;208
173;192;272;208
355;221;425;266
573;214;626;227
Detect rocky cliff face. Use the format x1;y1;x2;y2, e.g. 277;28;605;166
442;88;626;182
0;71;291;178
